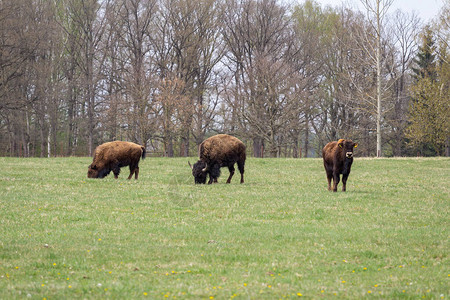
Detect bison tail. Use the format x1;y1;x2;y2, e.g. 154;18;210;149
141;146;146;159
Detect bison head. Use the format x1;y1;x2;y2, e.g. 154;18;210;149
338;139;358;159
87;164;110;178
87;164;99;178
190;160;208;184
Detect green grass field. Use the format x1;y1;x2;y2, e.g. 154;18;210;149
0;156;448;299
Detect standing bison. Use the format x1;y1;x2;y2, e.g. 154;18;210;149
322;139;358;192
88;141;146;180
190;134;246;184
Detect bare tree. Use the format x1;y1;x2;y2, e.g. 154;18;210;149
115;0;157;145
290;0;328;157
154;75;192;156
0;0;65;156
384;10;420;156
359;0;394;157
63;0;109;156
306;7;366;154
158;0;197;156
157;0;223;156
189;0;224;146
223;0;298;157
0;0;443;158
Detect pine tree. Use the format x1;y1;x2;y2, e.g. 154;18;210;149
411;26;436;81
407;27;450;156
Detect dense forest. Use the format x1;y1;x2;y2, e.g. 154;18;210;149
1;0;449;158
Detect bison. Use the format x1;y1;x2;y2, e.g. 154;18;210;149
322;139;358;192
189;134;246;184
87;141;146;179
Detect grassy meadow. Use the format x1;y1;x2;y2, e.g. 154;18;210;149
0;156;448;299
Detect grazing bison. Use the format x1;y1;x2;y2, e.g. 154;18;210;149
190;134;246;184
87;141;146;179
322;139;358;192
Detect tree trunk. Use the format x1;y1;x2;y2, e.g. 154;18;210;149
375;0;383;157
196;93;205;146
167;137;174;157
86;48;95;157
292;134;299;158
304;118;309;158
446;137;449;157
67;66;76;155
180;129;190;157
253;137;263;158
47;126;51;158
39;113;46;158
376;30;382;157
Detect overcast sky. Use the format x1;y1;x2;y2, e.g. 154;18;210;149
310;0;446;23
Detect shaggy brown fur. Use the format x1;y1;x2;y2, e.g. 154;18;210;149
191;134;246;184
88;141;146;179
322;139;358;192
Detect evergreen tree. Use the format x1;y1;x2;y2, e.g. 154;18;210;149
411;26;437;81
407;27;450;156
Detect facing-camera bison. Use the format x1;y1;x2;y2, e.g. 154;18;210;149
87;141;146;179
190;134;246;184
322;139;358;192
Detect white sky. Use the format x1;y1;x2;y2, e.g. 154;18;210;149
309;0;446;23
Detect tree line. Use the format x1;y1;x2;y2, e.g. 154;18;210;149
1;0;448;158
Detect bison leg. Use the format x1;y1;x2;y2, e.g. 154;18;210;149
127;169;134;180
208;164;220;184
134;167;139;180
112;166;120;179
226;164;235;184
127;164;139;180
326;170;333;191
342;174;348;192
209;174;218;184
237;160;245;184
332;173;340;192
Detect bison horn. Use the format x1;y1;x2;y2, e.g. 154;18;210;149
202;163;208;172
188;161;193;170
